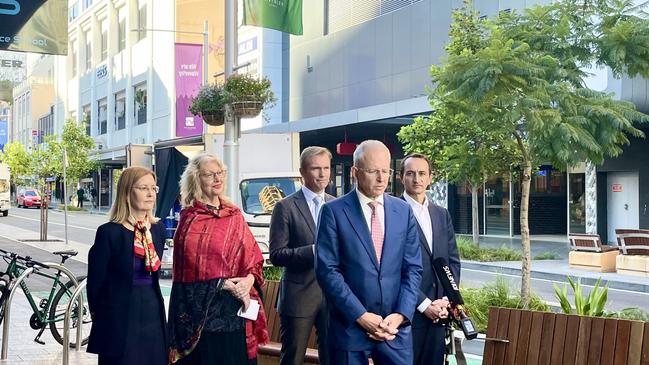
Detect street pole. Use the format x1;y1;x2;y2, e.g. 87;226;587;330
62;148;69;245
223;0;239;201
97;166;101;213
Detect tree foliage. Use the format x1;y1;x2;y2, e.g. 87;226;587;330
399;0;649;307
0;141;31;185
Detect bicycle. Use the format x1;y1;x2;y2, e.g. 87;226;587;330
0;248;91;348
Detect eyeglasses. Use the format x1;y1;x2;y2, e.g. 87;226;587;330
356;168;394;177
133;185;159;194
200;170;226;180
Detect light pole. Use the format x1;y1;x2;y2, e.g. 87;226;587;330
223;0;239;201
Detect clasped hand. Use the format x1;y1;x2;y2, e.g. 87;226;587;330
356;312;405;341
223;274;255;310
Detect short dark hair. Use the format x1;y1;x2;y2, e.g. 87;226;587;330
399;153;432;175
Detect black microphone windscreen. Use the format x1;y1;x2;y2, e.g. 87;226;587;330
432;257;464;305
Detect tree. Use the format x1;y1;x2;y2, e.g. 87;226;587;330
0;141;31;187
402;0;649;307
399;2;518;245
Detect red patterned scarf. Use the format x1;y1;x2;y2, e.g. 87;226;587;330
133;220;160;272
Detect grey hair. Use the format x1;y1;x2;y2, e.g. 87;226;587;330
300;146;332;169
352;140;390;166
179;152;229;208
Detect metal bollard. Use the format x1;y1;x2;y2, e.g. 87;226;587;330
1;267;35;359
62;279;87;365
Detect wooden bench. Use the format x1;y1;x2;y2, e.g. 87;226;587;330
258;280;320;365
568;233;618;272
483;307;649;365
615;229;649;277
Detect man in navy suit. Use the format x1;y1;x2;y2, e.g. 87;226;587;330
315;140;423;365
400;153;461;365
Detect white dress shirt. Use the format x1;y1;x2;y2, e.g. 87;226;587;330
356;189;385;238
403;193;433;252
403;193;436;313
302;186;325;224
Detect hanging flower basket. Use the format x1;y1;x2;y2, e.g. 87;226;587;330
200;112;225;126
231;100;264;118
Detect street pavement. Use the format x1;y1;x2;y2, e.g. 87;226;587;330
0;207;648;363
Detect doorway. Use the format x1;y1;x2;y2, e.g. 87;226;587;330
607;172;639;244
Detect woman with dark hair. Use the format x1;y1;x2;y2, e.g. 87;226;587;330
168;152;268;364
87;166;167;365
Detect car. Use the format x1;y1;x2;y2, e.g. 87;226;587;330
16;189;41;209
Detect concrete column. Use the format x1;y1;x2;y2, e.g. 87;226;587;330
585;160;598;234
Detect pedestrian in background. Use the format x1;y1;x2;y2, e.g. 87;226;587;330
400;153;460;365
168;152;268;364
76;186;85;208
90;185;98;209
87;166;167;365
315;140;423;365
269;146;334;365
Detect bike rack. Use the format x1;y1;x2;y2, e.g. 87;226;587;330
1;267;35;359
41;263;79;288
62;278;87;365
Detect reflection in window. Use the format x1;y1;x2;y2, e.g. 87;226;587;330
115;92;126;130
98;99;107;135
134;84;147;125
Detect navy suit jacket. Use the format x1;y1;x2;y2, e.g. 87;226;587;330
315;190;423;351
401;197;461;329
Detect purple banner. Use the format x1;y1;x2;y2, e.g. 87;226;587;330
175;43;204;137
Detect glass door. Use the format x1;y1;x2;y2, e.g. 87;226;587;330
568;173;586;233
485;176;511;235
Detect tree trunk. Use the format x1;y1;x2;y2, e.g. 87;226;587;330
471;184;480;246
515;132;533;309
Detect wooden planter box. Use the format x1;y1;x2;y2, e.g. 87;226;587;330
483;307;649;365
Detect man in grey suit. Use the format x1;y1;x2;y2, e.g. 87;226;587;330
269;146;334;365
400;153;461;365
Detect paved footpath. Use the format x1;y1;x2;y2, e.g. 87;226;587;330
0;235;172;364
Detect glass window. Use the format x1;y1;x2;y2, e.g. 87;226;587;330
98;98;107;135
115;91;126;130
71;44;77;75
117;13;126;52
100;19;108;61
240;177;302;215
82;0;92;10
137;2;147;41
84;32;92;72
82;104;91;135
69;2;79;22
134;84;147;125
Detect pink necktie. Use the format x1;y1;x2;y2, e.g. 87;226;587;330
368;201;383;262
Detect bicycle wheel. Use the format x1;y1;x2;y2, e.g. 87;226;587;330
49;275;91;348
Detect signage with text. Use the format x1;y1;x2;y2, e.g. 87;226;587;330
0;0;68;55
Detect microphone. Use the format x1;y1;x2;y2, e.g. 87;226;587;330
432;257;478;340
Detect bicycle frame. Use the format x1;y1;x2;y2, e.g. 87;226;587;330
3;258;69;326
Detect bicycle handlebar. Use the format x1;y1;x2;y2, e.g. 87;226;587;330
0;249;50;270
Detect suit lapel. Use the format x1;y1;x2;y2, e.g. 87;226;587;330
399;195;432;257
381;195;399;272
343;191;380;270
428;204;440;259
294;190;315;234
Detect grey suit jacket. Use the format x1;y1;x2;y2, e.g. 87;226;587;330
401;197;461;328
269;189;334;317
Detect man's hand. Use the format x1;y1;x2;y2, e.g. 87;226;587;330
379;313;405;337
423;298;450;322
356;312;395;341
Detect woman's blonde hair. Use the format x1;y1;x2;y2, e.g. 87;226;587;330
180;152;229;208
109;166;160;224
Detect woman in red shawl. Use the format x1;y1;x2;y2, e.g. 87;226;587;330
168;152;268;364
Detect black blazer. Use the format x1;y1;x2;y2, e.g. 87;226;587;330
269;189;334;317
86;221;167;356
401;197;461;328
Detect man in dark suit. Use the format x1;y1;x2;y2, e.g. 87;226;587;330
315;140;423;365
270;146;334;365
400;153;461;365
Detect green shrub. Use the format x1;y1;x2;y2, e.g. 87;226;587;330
462;277;549;332
59;205;85;211
554;277;608;316
608;307;649;322
224;74;276;107
263;265;282;281
533;252;561;260
457;236;522;261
